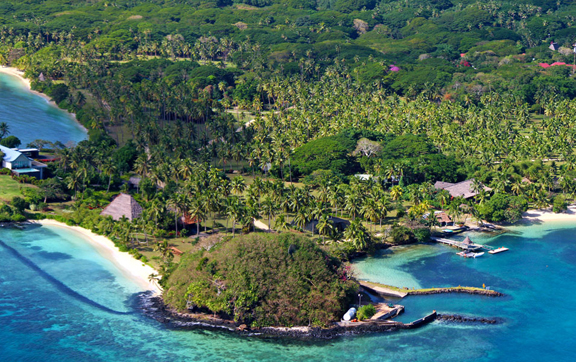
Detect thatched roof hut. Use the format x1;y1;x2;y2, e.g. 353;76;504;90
435;212;452;225
100;193;143;221
434;179;491;199
462;236;472;245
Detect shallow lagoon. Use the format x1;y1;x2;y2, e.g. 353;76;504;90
0;72;87;146
1;221;575;361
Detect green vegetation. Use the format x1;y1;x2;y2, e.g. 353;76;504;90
0;175;37;202
478;193;529;224
0;135;21;148
553;195;568;214
163;233;356;327
356;304;376;321
1;0;576;327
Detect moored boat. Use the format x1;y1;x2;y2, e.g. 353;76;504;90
489;247;509;254
457;251;485;258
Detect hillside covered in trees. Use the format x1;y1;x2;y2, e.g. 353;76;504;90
163;233;356;327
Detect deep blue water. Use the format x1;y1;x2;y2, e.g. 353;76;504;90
0;72;87;146
1;222;575;361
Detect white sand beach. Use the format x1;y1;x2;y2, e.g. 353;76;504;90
522;206;576;222
0;66;47;100
30;219;162;296
0;66;87;132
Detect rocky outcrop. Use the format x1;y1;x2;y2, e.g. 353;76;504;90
437;314;502;324
138;293;434;339
139;293;500;340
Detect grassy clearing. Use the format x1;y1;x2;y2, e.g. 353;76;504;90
0;176;37;202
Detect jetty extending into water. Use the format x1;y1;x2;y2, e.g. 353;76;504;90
432;236;510;256
431;236;483;251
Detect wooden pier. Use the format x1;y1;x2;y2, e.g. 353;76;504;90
431;236;483;251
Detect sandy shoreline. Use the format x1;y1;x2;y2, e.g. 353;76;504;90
29;219;162;296
0;66;88;133
522;206;576;222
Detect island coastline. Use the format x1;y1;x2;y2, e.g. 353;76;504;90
0;66;88;133
521;207;576;223
28;219;162;296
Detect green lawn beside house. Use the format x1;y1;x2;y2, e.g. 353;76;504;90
0;175;37;202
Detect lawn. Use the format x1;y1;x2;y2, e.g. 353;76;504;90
0;175;37;202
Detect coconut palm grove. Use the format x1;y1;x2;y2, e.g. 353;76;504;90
2;0;576;347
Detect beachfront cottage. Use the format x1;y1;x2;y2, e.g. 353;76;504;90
0;145;46;179
435;211;453;227
100;193;143;221
434;179;491;199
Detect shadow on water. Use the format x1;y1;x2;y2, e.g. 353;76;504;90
0;238;133;316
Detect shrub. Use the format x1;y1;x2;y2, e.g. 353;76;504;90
11;196;27;213
11;213;27;222
357;304;377;321
478;193;529;223
412;227;431;242
553;195;568;214
389;224;416;244
0;135;21;148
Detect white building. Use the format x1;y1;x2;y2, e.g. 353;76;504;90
0;145;47;179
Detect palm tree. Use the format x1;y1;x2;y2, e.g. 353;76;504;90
390;185;403;202
360;199;378;231
261;196;276;231
168;193;187;237
230;176;246;195
0;122;9;139
316;214;333;243
274;214;291;232
225;196;244;236
343;219;371;251
293;208;309;231
101;161;116;193
65;173;80;199
511;180;524;196
148;273;161;288
154;240;173;265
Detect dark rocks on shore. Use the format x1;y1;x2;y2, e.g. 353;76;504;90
138;294;414;339
138;293;500;340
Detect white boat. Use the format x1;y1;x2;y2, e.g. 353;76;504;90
489;247;509;254
457;251;484;258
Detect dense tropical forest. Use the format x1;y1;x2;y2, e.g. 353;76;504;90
1;0;576;325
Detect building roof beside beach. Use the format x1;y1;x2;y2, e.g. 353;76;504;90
100;193;143;221
434;179;491;199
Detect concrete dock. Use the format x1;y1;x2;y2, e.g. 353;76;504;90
371;303;404;320
359;280;408;298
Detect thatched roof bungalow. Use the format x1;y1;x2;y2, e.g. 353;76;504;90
100;193;143;221
434;179;491;199
436;212;453;226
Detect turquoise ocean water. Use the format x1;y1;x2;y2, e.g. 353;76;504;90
0;72;87;146
1;221;575;361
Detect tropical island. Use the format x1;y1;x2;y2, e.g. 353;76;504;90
1;0;576;336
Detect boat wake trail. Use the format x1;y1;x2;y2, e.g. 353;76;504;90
0;239;133;315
